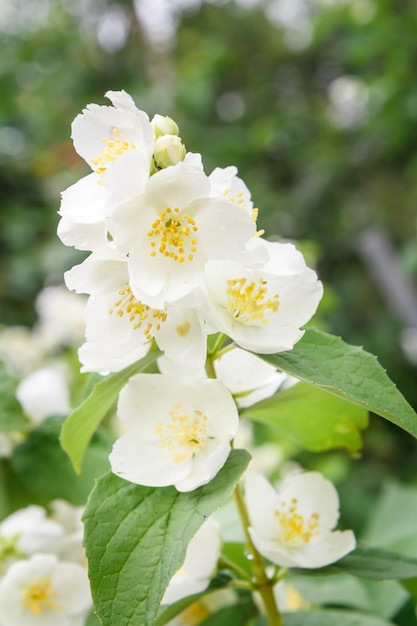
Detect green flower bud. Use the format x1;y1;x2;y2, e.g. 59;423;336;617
154;135;186;169
151;114;180;138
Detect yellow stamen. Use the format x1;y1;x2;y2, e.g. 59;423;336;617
155;404;208;462
176;322;190;337
22;577;62;614
226;277;279;325
91;127;136;177
275;498;320;546
109;283;167;340
147;208;198;263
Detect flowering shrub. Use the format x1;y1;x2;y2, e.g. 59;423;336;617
1;91;417;626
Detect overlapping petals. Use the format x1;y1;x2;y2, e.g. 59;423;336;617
109;373;239;492
245;472;356;569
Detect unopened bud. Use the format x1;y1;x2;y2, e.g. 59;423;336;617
151;114;180;138
154;135;186;169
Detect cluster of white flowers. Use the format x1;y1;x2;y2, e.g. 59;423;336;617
59;90;323;493
56;92;355;605
0;502;92;626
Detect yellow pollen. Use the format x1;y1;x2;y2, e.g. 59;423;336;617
147;208;198;263
91;127;136;177
275;498;320;546
226;277;279;325
22;577;62;615
155;404;209;462
109;283;167;340
176;322;190;337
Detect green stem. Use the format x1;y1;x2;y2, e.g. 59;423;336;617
233;483;283;626
218;555;253;584
207;333;227;357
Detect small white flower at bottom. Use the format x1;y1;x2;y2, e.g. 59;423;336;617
162;517;221;605
245;472;355;569
110;373;239;492
0;553;92;626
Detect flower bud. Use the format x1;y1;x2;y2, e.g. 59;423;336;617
151;114;179;138
153;134;186;169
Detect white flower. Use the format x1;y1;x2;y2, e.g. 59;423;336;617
72;89;154;193
59;90;155;229
34;285;86;350
108;154;255;308
0;506;65;560
65;257;207;372
209;165;259;227
245;472;356;569
49;501;86;566
0;553;92;626
162;517;221;604
110;373;239;492
213;347;286;408
16;367;71;423
200;240;323;354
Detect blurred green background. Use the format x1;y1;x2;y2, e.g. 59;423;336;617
1;0;417;513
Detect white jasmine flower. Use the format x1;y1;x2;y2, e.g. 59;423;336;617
0;506;65;560
162;517;221;604
72;89;154;193
34;285;86;350
16;367;70;423
109;154;255;308
245;472;356;569
200;241;323;354
110;373;239;492
0;326;46;377
59;90;155;231
214;347;286;408
0;553;92;626
50;501;86;566
209;165;259;227
65;257;207;372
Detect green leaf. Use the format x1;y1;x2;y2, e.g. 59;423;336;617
11;416;113;505
281;609;396;626
260;329;417;439
294;544;417;580
362;481;417;555
60;351;160;474
242;382;368;454
83;449;251;626
0;361;30;431
198;597;256;626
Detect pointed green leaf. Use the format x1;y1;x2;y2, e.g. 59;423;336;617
83;449;251;626
294;544;417;580
242;382;368;453
260;329;417;439
60;351;160;473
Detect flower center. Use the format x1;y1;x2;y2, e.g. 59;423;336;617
22;577;62;615
155;404;209;462
109;283;167;340
147;207;198;263
226;277;279;325
275;498;320;547
91;127;136;176
223;187;259;223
